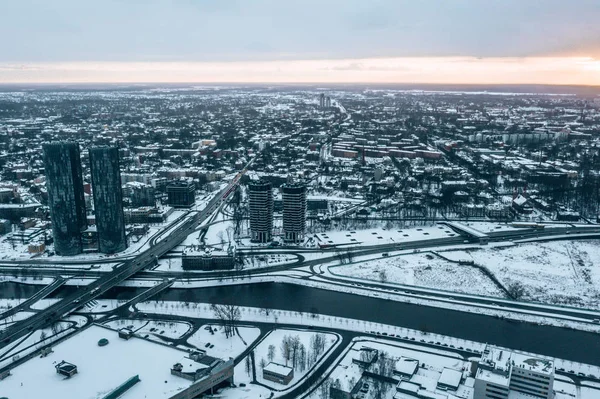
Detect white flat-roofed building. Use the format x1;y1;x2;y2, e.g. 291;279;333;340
263;362;294;385
437;368;462;391
474;345;554;399
394;357;419;380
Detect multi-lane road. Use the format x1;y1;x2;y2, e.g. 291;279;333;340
0;180;238;348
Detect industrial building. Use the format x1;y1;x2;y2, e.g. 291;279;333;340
474;345;555;399
248;180;273;243
181;246;236;271
43;142;87;256
167;180;196;208
281;183;307;243
89;146;127;253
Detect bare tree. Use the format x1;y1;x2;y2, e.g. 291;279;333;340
310;333;327;365
298;343;307;372
281;335;292;366
346;250;354;263
267;344;276;362
508;281;526;300
378;269;388;283
319;378;332;399
245;355;252;376
210;303;241;338
290;335;301;367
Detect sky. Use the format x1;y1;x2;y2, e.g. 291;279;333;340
1;0;600;85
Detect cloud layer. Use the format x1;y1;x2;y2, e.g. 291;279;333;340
2;0;600;62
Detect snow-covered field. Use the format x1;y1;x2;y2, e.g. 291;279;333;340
331;252;504;297
185;324;260;360
451;240;600;308
103;318;192;341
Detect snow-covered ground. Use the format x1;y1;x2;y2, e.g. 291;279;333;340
449;240;600;308
103;318;192;341
133;300;600;380
0;319;76;370
251;328;338;390
185;324;260;360
331;252;504;297
1;324;197;399
0;311;35;330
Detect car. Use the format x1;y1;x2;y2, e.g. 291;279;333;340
381;253;389;257
578;372;586;377
205;343;211;348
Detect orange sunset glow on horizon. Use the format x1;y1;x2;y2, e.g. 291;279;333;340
1;56;599;86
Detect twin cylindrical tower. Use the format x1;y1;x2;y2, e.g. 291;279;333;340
248;180;306;244
43;142;127;255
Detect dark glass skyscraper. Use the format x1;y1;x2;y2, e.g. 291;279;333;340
89;146;127;253
248;180;273;243
281;183;307;243
43;142;87;256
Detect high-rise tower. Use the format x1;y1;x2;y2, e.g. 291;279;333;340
43;142;87;256
89;146;127;253
281;183;307;243
248;180;273;243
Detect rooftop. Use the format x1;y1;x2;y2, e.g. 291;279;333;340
511;352;554;375
1;324;194;399
438;367;462;389
263;362;293;377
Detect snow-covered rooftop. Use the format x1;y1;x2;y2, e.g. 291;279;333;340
438;367;462;389
263;362;293;377
512;352;554;375
1;324;194;399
